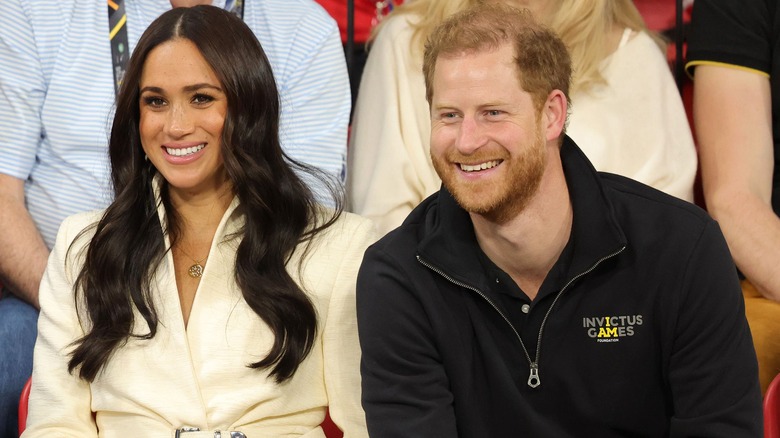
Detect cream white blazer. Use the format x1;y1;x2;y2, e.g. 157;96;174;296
23;191;376;437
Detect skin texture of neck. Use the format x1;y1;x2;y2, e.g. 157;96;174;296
170;182;234;239
169;181;233;328
471;144;573;300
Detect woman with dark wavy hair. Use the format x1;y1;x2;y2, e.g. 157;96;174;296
22;5;374;437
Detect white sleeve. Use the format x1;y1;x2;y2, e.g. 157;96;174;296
23;215;97;437
321;217;377;437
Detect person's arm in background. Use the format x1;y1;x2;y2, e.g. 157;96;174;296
0;175;48;308
693;64;780;301
0;0;51;309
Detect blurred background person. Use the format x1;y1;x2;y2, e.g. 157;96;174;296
687;0;780;393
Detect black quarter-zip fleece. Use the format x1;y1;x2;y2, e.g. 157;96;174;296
357;136;762;438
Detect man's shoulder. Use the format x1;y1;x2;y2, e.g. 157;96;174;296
599;172;715;238
369;192;439;256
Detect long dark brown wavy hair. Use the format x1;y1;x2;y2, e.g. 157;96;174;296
67;5;342;383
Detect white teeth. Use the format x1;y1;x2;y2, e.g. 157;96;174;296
460;160;500;172
166;144;205;157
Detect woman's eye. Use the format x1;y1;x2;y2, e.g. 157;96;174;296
192;93;214;105
142;96;166;107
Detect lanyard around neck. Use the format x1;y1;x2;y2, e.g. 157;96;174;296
107;1;245;96
108;0;129;96
224;0;245;19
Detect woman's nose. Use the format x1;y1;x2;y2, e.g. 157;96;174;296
165;104;195;138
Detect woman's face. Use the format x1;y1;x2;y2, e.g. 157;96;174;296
138;38;230;199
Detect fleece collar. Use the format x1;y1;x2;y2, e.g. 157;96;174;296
415;135;627;294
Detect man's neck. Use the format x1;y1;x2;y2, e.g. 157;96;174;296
471;151;572;300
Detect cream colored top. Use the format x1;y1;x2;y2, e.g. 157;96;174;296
23;190;376;437
348;15;436;236
348;18;697;236
566;28;697;202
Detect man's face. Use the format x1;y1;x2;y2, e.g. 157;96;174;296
430;43;548;223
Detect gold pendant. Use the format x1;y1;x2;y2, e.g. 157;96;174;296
188;263;204;278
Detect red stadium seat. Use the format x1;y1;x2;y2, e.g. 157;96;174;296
766;373;780;438
17;377;31;436
321;410;343;438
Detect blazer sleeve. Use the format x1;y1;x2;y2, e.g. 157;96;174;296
22;214;98;437
322;217;377;437
667;221;763;436
356;245;458;437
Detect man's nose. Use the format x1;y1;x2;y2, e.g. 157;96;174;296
455;116;488;154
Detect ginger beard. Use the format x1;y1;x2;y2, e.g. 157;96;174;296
432;115;547;224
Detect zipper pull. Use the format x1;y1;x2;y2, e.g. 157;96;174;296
527;362;540;388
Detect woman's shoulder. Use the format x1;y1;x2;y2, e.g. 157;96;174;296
56;209;104;246
317;210;378;245
61;209;103;230
373;12;418;47
45;209;104;286
292;211;377;286
622;29;665;58
605;29;673;81
300;210;376;260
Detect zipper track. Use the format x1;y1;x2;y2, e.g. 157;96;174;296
417;244;625;388
417;255;534;365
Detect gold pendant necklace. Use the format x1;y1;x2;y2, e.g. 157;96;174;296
178;246;207;278
188;261;205;278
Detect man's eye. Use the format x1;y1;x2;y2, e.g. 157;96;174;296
487;110;503;116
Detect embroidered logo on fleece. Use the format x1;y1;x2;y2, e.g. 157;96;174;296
583;315;643;343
